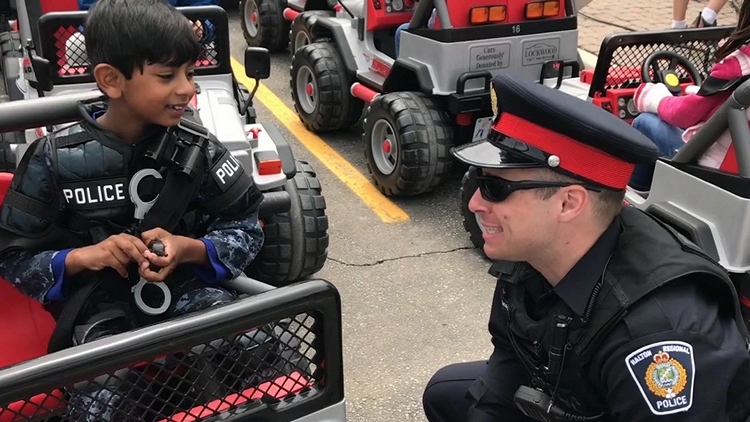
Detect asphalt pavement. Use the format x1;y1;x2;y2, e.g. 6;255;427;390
223;8;498;422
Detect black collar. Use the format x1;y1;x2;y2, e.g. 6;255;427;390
553;217;622;316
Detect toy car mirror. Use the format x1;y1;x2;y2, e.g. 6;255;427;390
30;55;53;93
244;47;270;80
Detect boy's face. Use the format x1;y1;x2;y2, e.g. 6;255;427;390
98;61;196;128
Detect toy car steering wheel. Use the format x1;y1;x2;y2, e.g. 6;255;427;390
641;51;703;94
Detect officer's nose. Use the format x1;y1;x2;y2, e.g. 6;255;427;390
468;188;490;215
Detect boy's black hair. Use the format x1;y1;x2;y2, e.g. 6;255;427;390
84;0;200;78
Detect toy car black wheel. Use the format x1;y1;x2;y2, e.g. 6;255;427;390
247;160;329;286
364;91;455;197
289;10;334;53
290;41;363;132
240;0;290;52
460;167;485;249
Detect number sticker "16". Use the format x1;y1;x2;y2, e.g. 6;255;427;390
512;25;521;34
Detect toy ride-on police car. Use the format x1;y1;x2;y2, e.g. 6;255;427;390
459;26;735;250
240;0;364;53
0;4;330;286
289;0;583;197
0;7;346;420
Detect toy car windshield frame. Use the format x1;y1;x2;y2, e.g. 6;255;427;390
587;26;733;99
35;5;232;87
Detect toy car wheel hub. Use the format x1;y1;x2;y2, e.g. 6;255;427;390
371;119;398;175
296;66;318;114
382;139;391;154
295;31;311;50
244;1;260;36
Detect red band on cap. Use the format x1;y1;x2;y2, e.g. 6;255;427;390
493;113;635;189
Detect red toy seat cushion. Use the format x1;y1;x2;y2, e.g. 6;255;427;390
0;280;56;369
0;172;11;205
0;172;56;370
719;142;739;175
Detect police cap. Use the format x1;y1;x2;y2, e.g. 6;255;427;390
451;73;660;190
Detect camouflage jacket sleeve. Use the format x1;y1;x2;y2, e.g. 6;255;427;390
191;138;264;282
0;137;70;303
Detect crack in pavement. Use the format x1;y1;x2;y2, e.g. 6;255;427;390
579;11;636;32
329;246;476;267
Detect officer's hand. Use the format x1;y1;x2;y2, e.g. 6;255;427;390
139;228;183;283
66;234;149;278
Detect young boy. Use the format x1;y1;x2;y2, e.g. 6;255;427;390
0;0;264;415
0;0;265;417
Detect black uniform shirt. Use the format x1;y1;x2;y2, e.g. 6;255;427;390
471;218;750;422
525;219;620;321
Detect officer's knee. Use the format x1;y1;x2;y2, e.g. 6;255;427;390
171;286;236;316
423;363;477;422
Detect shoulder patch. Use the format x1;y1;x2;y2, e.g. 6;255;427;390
210;150;244;192
625;341;695;415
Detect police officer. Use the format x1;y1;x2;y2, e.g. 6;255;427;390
422;73;750;421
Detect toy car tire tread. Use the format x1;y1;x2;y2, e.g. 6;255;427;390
364;91;455;197
240;0;291;52
289;10;334;53
290;42;364;132
460;168;485;249
247;160;329;286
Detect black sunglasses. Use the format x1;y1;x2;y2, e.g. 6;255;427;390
473;168;602;203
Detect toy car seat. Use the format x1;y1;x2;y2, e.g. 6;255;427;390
0;172;56;371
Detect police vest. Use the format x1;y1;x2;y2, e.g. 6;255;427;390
5;119;229;250
52;127;151;241
497;206;749;420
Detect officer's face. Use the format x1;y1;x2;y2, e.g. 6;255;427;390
469;168;558;261
121;62;197;128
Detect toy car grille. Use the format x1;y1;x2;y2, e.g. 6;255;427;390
0;313;325;422
588;27;733;97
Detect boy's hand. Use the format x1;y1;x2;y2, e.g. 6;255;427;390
66;234;149;278
140;228;182;283
140;228;210;282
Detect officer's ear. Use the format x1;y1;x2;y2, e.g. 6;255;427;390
557;185;589;223
93;63;125;99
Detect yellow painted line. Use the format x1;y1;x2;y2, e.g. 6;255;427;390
230;57;410;223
